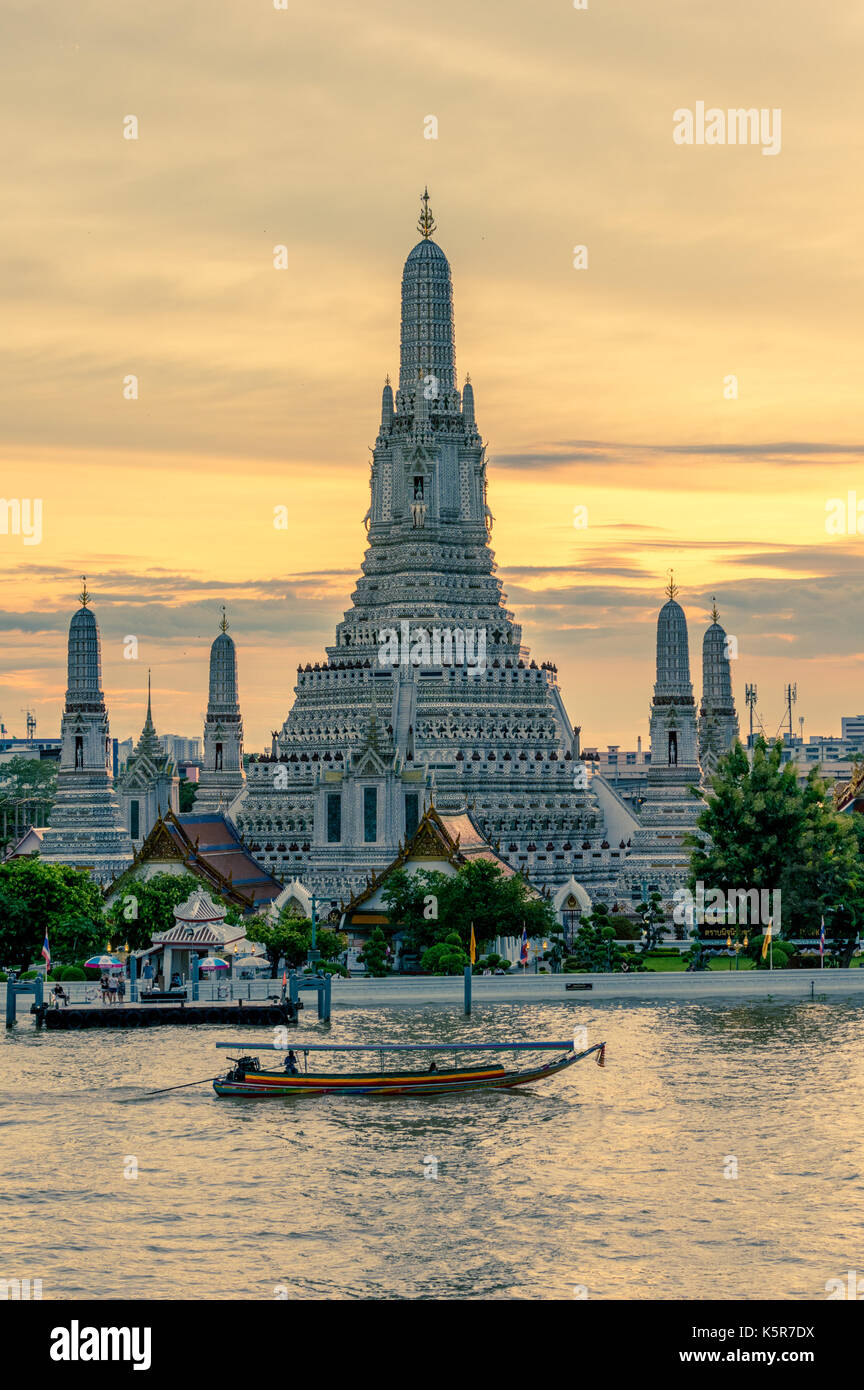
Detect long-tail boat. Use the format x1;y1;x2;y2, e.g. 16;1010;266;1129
211;1039;606;1098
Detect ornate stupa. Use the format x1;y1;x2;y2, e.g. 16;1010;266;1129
618;575;704;912
116;670;179;847
195;608;246;811
232;193;624;907
698;601;740;778
40;580;134;885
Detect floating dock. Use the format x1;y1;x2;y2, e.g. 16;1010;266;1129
34;1000;297;1030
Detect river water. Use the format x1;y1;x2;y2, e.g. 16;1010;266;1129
1;999;861;1300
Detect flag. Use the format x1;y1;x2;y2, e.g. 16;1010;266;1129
469;923;476;965
519;925;529;966
761;920;772;961
41;932;50;972
819;916;825;958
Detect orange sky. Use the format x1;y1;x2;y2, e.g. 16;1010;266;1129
1;0;863;751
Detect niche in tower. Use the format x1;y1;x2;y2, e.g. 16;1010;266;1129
668;730;678;766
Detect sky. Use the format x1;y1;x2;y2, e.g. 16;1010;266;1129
1;0;863;751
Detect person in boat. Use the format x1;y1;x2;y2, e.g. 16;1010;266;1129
283;1050;299;1075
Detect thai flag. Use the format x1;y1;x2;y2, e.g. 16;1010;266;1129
519;925;528;965
41;932;50;972
819;917;825;958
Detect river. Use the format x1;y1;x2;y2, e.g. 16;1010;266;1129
1;999;860;1300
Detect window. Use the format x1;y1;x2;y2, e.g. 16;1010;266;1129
363;786;378;843
327;793;342;844
130;800;140;839
404;792;419;839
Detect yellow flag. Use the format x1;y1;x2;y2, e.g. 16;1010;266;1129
762;920;772;960
469;923;476;964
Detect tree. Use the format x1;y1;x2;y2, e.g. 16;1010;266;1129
568;904;629;973
690;737;864;951
178;780;197;813
383;859;557;957
636;892;667;949
253;911;313;971
0;858;104;966
0;757;57;844
105;872;202;951
358;926;393;977
421;931;469;976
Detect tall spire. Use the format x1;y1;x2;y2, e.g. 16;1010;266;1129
400;195;455;394
79;575;91;608
666;569;679;601
417;187;436;240
220;605;229;633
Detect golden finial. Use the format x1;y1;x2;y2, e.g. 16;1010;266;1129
711;596;720;624
665;569;679;601
219;605;229;633
79;575;91;608
417;187;436;240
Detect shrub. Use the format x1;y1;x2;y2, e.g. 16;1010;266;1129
60;965;86;981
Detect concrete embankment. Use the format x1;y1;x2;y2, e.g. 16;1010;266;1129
324;970;864;1006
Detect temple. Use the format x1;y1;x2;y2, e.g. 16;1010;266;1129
40;581;134;885
232;193;627;916
698;602;740;777
618;576;704;913
195;609;246;812
116;670;179;849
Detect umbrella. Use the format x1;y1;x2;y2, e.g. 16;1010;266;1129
234;955;269;972
199;957;229;972
85;955;123;970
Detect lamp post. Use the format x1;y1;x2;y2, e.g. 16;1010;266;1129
308;895;323;965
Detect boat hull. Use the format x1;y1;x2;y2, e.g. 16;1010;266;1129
213;1050;582;1097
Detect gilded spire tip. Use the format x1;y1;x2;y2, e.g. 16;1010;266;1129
711;596;720;624
219;605;229;634
417;187;436;241
665;569;679;601
79;575;91;608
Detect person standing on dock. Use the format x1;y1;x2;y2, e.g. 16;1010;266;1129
100;974;110;1004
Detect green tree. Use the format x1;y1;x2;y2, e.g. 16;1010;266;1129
105;872;202;951
253;912;312;971
690;738;864;956
636;892;667;949
383;859;557;957
421;931;469;975
178;779;197;812
0;757;57;844
568;905;629;973
358;926;393;976
0;858;104;966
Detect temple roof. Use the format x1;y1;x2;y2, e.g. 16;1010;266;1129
108;808;282;910
342;803;523;918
